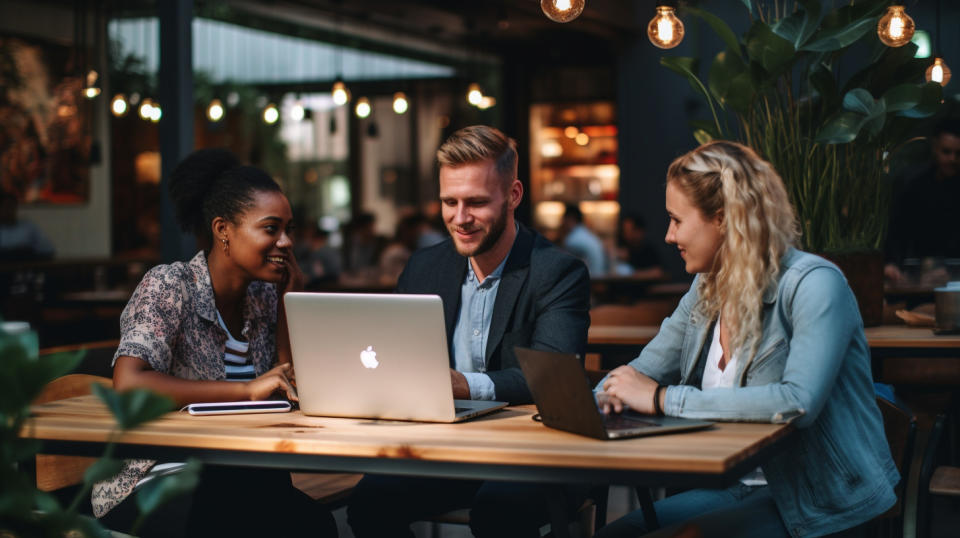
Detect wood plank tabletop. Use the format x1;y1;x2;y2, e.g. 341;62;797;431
24;395;793;486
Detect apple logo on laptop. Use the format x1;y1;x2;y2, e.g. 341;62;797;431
360;346;379;369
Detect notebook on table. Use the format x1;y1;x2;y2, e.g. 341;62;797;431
515;346;713;440
284;292;507;422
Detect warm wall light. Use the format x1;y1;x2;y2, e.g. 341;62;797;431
926;57;952;87
393;92;409;114
878;5;915;47
207;99;224;122
110;94;128;117
263;103;279;124
467;83;483;106
564;126;579;139
541;0;585;23
332;79;349;106
355;97;371;118
575;132;590;146
648;6;684;49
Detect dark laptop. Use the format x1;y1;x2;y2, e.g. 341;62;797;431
515;347;713;440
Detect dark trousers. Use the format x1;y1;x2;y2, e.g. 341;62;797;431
98;465;337;538
346;474;588;538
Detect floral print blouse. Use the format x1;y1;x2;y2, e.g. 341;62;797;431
92;251;279;517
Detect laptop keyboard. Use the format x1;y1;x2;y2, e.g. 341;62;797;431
603;414;659;430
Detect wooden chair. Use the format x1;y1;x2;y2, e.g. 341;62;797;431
33;374;113;492
865;396;917;538
39;339;119;378
916;414;960;538
290;472;363;509
589;301;676;327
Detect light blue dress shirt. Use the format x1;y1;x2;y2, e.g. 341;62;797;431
451;251;510;400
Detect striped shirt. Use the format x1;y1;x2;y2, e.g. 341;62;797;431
216;310;253;381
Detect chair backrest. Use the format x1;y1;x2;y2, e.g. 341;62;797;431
916;414;947;538
34;374;112;492
39;339;119;378
876;396;917;519
590;300;676;327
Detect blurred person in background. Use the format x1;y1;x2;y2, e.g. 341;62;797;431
614;214;666;279
0;190;54;261
295;221;341;286
560;203;608;276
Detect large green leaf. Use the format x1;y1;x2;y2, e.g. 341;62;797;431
816;111;866;143
0;348;83;415
897;82;943;118
882;84;923;112
801;16;876;52
772;0;822;49
842;88;881;116
708;50;754;113
134;459;201;518
808;62;839;110
83;457;125;485
92;384;175;430
686;7;742;58
660;56;711;104
819;0;887;30
745;20;796;77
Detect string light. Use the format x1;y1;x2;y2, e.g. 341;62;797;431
207;99;224;122
648;6;685;49
263;103;279;124
467;83;483;106
138;99;154;121
110;94;128;117
82;70;101;98
926;57;952;87
877;5;915;47
149;103;162;123
332;79;349;106
392;92;408;114
541;0;585;23
355;97;371;118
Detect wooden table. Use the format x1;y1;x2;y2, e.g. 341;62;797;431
25;396;793;490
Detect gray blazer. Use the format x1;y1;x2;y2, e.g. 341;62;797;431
396;223;590;404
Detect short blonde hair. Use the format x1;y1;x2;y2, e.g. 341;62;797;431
667;140;800;359
437;125;518;188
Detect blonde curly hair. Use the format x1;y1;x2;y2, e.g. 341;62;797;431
666;140;800;358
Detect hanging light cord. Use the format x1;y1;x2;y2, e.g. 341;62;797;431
935;0;942;57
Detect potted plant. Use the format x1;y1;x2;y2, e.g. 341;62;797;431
0;324;199;536
661;0;942;325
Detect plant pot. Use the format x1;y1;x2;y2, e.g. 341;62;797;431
820;251;884;327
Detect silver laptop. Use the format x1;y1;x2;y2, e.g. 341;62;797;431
284;292;507;422
516;347;713;439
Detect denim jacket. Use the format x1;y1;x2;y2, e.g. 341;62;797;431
624;249;898;537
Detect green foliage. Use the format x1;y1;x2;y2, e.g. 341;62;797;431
0;326;192;537
663;0;942;253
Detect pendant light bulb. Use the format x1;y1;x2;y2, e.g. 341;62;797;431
207;99;224;122
541;0;585;23
263;103;279;124
392;92;408;114
925;57;952;87
355;97;371;118
82;69;101;99
138;99;154;121
877;5;915;47
110;94;128;117
332;80;349;106
467;83;483;106
648;6;685;49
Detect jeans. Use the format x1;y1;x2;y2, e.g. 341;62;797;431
596;484;789;538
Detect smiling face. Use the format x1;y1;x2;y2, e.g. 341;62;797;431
216;190;295;283
664;181;724;274
439;159;521;264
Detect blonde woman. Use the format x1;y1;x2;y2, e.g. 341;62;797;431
596;141;898;537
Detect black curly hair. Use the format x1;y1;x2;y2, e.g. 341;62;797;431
167;148;280;250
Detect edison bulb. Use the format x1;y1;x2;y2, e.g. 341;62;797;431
925;57;952;87
467;83;483;106
877;5;915;47
541;0;585;24
355;97;371;118
332;80;349;106
263;104;279;124
393;92;408;114
110;94;127;117
648;6;685;49
207;99;224;122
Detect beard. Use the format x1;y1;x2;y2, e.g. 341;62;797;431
450;200;509;258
